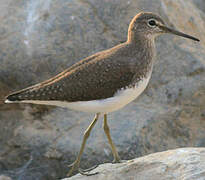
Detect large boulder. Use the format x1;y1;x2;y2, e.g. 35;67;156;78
64;148;205;180
0;0;204;179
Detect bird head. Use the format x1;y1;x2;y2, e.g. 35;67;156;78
128;12;199;42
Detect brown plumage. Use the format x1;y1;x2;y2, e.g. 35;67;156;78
5;12;199;104
5;12;199;103
5;12;199;177
6;12;159;103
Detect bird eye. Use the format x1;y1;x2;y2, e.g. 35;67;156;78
148;19;156;27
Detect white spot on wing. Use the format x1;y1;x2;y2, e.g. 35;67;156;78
5;99;12;103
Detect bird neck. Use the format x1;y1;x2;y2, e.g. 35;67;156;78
126;32;156;74
127;32;155;58
127;31;154;44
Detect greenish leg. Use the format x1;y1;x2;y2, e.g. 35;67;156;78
67;113;100;177
103;114;120;163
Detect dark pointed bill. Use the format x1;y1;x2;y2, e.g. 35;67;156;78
159;25;200;42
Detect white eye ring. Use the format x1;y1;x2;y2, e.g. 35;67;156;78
148;19;157;27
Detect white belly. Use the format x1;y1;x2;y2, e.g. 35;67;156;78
18;73;152;113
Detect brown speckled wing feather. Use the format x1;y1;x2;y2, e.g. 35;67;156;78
6;43;137;102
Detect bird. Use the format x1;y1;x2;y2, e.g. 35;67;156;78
4;12;199;177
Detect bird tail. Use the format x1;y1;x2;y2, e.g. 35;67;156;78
5;69;68;104
4;84;42;103
5;92;23;103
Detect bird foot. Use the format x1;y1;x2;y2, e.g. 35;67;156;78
67;161;79;177
112;159;126;164
67;161;99;177
79;165;99;176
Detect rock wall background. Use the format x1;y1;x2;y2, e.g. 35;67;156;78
0;0;204;179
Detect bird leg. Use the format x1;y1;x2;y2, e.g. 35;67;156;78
67;113;100;177
103;114;121;163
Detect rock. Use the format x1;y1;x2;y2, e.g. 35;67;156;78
64;148;205;180
0;175;12;180
0;0;205;179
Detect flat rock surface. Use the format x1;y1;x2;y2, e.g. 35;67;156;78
64;148;205;180
0;0;205;179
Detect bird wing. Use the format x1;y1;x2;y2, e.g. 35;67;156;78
6;44;136;102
